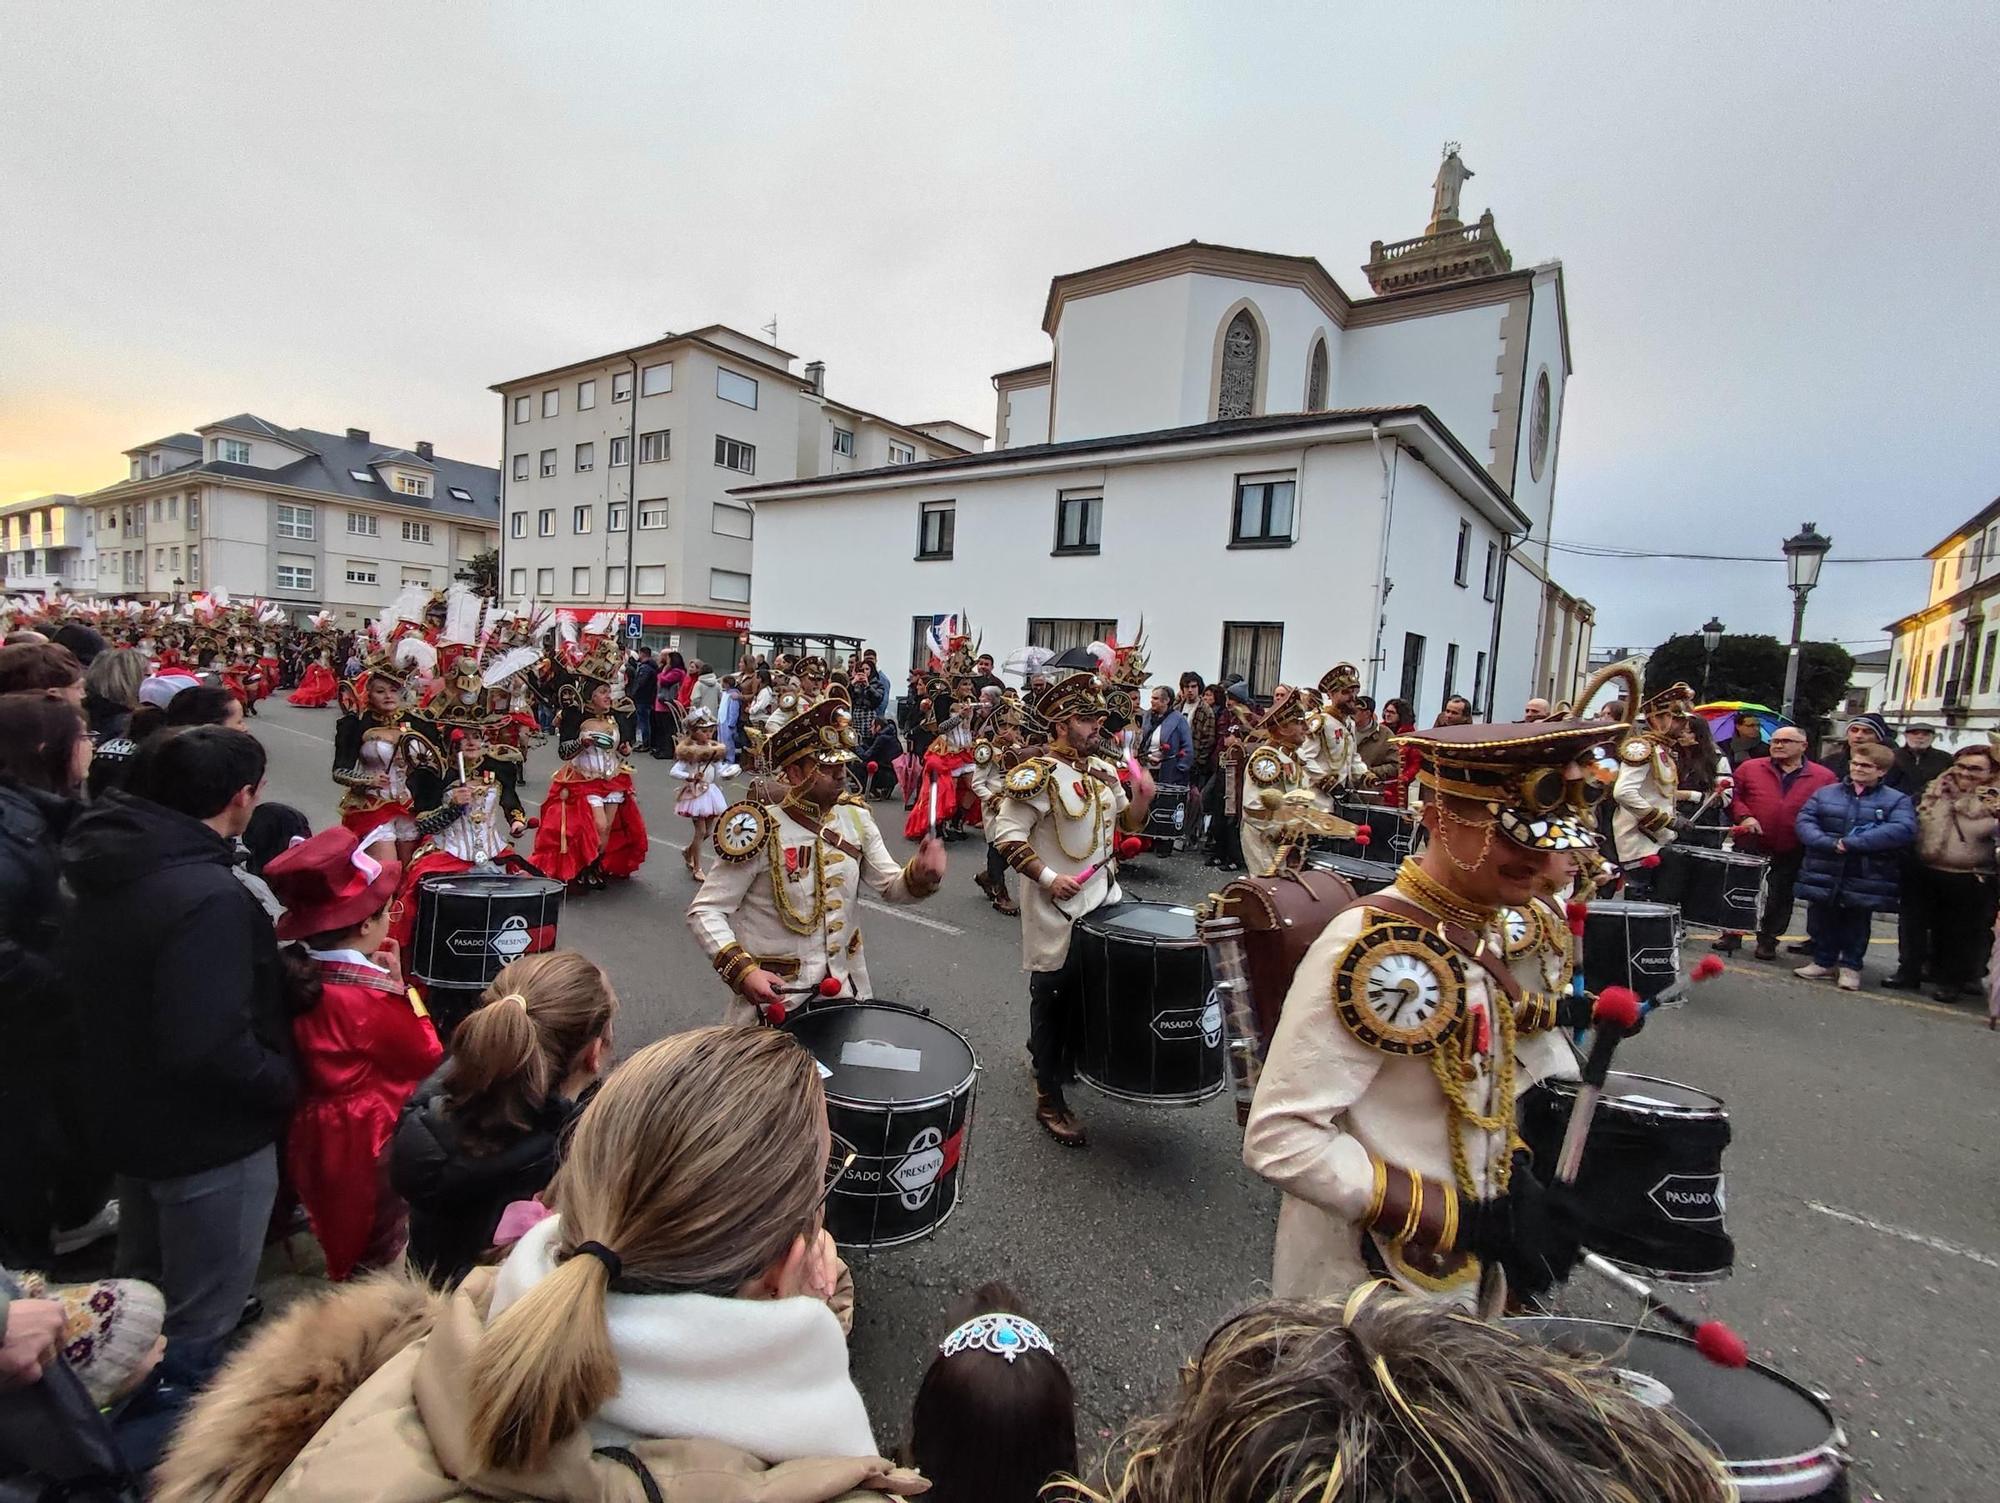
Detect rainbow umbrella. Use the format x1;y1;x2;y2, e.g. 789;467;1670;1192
1695;701;1791;742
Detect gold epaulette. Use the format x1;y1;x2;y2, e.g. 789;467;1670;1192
1000;756;1054;798
1617;736;1656;767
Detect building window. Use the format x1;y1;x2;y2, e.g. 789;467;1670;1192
712;502;753;539
610;370;634;404
716;368;758;408
277;503;314;539
510;512;526;538
402;570;430;589
714;436;755;474
608;503;627;532
536;509;555;537
348;469;376;483
1218;309;1259;419
639;430;670;463
640;362;672;397
1473;650;1488;710
636;564;667;595
512;395;530;424
169;545;180;570
277;561;314;591
151;498;162;521
638;502;669;529
536;567;556;594
888;441;914;465
832;427;855;457
609;434;630;467
536;448;554;478
1025;618;1119;657
149;454;162;476
188;495;199;527
1443;642;1460;698
397;474;432;497
218;438;251;464
512;454;529;481
401;520;432;544
1483;542;1499;601
345;562;378;585
540;389;559;419
509;567;528;595
1054;490;1102;554
575;441;595;472
1921;652;1934;697
1983;633;1998;694
346;511;378;537
1528;370;1552;481
711;568;751;603
572;506;591;534
188;546;200;581
606;565;626;595
1305;337;1329;412
577;378;596;410
1454;521;1471;587
1231;473;1295;546
448;486;474;502
572;566;591;595
1221;621;1284;699
918;500;955;559
1400;633;1427;707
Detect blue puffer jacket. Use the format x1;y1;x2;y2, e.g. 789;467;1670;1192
1794;779;1917;911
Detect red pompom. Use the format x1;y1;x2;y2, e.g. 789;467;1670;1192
1564;899;1589;935
450;728;466;743
818;976;843;998
765;1000;788;1026
1691;953;1726;982
1693;1321;1749;1369
1117;835;1144;858
1593;986;1643;1032
1352;826;1372;847
866;761;879;775
1638;854;1662;869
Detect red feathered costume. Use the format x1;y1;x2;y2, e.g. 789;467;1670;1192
531;701;648;882
291;660;339;707
903;739;978;839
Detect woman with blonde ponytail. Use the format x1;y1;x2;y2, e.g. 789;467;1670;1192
157;1026;927;1503
390;950;618;1286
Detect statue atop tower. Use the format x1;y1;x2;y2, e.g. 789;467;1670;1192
1364;142;1513;295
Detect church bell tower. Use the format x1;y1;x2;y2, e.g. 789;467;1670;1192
1363;143;1514;295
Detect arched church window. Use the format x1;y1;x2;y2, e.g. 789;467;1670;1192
1528;369;1552;481
1218;310;1259;419
1306;338;1329;412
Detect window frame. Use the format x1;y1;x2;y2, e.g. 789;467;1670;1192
542;389;560;419
511;454;529;481
1053;489;1103;556
714;436;756;474
710;567;752;604
636;564;668;596
572;565;591;595
888;440;915;465
572;505;592;535
577;379;596;410
537;509;555;538
609;434;630;467
716;367;758;409
1482;541;1499;601
605;565;627;596
400;520;432;544
276;561;314;591
640;362;672;397
276;503;315;540
831;427;855;457
1453;521;1471;588
712;502;754;539
345;510;379;538
512;394;531;424
575;441;594;473
608;503;628;532
917;499;956;561
509;512;526;539
345;561;379;587
218;437;252;465
508;567;528;596
535;567;556;596
1219;620;1285;700
1229;471;1297;548
612;370;634;403
639;429;671;464
539;448;557;478
638;502;670;530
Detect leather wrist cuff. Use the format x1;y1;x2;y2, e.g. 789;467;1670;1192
1365;1160;1460;1255
900;857;939;898
713;943;756;993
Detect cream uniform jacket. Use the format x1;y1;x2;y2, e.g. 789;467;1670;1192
1241;881;1575;1305
1239;736;1308;879
988;751;1129;972
687;795;927;1026
1611;734;1682;863
1298;712;1368;800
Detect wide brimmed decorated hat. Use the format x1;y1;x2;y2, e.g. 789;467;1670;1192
1398;716;1628;852
767;696;859;771
1638;681;1695;719
1259;687;1313;731
264;826;404;941
1029;668;1107;726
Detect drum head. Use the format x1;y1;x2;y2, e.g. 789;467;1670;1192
787;1004;976;1107
1678;847;1767;869
1507;1318;1841;1491
1083;900;1199;943
1588;898;1682;920
1307;853;1398;891
419;871;566;901
1539;1072;1726;1116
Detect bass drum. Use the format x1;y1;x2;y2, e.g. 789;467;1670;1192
1209;866;1357;1058
784;1003;977;1250
1140;783;1193;850
1074;901;1223;1105
410;870;565;989
1660;845;1768;930
1305;850;1398;895
1507;1318;1850;1500
1581;899;1684;1006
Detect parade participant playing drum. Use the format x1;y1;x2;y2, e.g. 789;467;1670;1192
687;697;947;1027
1299;662;1373;801
1238;690;1311;879
1612;681;1700;897
1244;712;1620;1306
988;667;1156;1147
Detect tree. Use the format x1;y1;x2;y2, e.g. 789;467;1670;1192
455;548;499;600
1644;632;1854;734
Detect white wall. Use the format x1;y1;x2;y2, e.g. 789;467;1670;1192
1335;303;1507;469
998;381;1051;448
1503;270;1569;570
201;429;313;472
1175;274;1334;427
1375;451;1510;717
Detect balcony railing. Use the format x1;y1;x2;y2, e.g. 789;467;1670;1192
1369;216;1503;264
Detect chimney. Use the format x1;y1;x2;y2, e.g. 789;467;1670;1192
804;360;825;396
416;441;434;461
347;427;369;444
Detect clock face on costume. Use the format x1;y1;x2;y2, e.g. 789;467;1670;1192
1501;906;1536;958
1332;921;1464;1054
715;804;772;862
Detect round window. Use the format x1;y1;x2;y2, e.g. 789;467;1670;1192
1528;369;1552;481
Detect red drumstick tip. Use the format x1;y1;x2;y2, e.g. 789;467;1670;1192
1117;835;1144;858
1691;953;1726;982
1352;825;1372;846
765;999;788;1025
1593;986;1643;1031
1693;1320;1749;1368
866;761;878;775
1563;899;1589;934
1638;853;1662;869
818;975;843;997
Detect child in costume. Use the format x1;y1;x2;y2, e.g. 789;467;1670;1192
671;706;739;877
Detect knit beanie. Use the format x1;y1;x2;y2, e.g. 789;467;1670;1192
47;1276;166;1407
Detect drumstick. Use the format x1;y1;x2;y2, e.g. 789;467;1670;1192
1553;986;1641;1183
928;779;940;837
1579;1252;1749;1368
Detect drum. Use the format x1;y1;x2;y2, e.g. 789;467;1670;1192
1581;899;1684;1006
1074;901;1224;1105
784;1003;977;1250
1518;1071;1733;1282
1141;783;1193;849
410;870;565;988
1313;801;1419;861
1660;845;1767;930
1209;866;1358;1058
1507;1318;1849;1500
1305;850;1398;895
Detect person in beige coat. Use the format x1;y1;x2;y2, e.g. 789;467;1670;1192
156;1027;928;1503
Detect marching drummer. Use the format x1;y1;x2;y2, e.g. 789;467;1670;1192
1300;662;1374;800
988;668;1155;1147
1611;681;1699;897
1237;690;1312;878
687;697;946;1027
1243;713;1612;1308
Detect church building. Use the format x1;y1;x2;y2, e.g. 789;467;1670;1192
740;149;1593;712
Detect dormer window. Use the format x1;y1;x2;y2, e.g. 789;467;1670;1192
396;474;432;498
217;438;251;464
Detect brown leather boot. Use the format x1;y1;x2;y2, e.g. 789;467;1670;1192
972;869;998;901
1035;1089;1087;1148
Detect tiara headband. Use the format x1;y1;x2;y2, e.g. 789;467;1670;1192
939;1312;1055;1364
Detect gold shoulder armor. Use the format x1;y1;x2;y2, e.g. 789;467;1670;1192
1002;757;1052;798
713;801;774;863
1618;736;1654;767
837;790;867;807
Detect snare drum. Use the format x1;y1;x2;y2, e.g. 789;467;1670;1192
1660;845;1767;930
1507;1318;1849;1500
1581;899;1684;1005
1304;850;1398;895
1074;901;1224;1106
1518;1071;1733;1282
1141;783;1193;849
1314;801;1419;861
784;1003;977;1250
410;871;565;988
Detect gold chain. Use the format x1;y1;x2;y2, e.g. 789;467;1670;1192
1047;759;1108;862
1428;990;1519;1198
1394;859;1498;930
767;817;829;936
1429;796;1496;872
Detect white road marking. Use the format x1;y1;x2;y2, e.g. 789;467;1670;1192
860;898;963;935
256;718;332;744
1806;1201;2000;1269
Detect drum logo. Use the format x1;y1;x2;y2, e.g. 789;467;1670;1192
1631;944;1677;976
891;1127;949;1210
490;914;533;959
1152;996;1226;1050
1648;1172;1725;1224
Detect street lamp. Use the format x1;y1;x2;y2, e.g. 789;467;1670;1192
1700;616;1725;696
1779;523;1832;721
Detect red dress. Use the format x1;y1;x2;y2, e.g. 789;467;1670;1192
288;957;442;1280
530;713;648;882
903;741;976;840
290;661;339;707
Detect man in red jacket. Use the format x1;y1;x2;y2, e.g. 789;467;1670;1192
1730;725;1836;960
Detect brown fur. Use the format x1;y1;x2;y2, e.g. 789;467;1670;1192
154;1267;448;1503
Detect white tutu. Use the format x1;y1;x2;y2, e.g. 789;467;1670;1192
677;784;730;818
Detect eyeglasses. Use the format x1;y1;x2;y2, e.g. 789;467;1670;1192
812;1148;857;1219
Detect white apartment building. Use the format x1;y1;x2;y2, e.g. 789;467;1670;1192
77;417;500;623
0;495;98;596
742;151;1594;712
491;326;972;670
1883;495;2000;741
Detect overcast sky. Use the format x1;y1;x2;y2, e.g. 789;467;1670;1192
4;1;1995;655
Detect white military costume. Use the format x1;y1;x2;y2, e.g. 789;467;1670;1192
1297;662;1372;802
1239;692;1314;879
1610;681;1695;868
688;697;938;1025
1243;716;1610;1307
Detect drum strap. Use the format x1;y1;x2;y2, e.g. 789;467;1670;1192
1362;895;1523;1006
782;808;863;862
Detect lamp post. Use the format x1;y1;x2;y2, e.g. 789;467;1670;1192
1779;523;1832;721
1700;616;1725;697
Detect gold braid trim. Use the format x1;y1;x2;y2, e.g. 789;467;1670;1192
900;855;939;898
1393;859;1499;930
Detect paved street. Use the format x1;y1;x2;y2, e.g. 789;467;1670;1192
251;698;1996;1500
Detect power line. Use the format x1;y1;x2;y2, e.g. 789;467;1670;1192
1536;538;1935;565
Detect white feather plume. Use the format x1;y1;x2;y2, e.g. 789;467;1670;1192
441;583;485;646
481;645;541;688
393;636;438;675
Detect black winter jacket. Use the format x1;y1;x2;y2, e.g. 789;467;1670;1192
388;1067;590;1287
59;792;295;1179
0;782;73;1025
